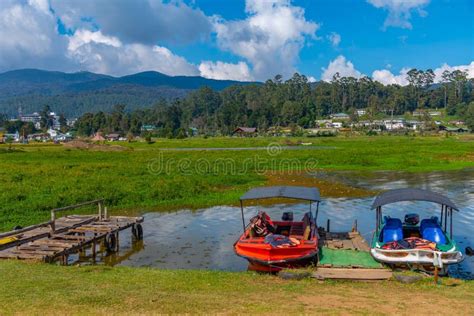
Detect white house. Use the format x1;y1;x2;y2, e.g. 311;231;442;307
47;129;59;138
384;120;405;130
315;119;332;128
330;113;350;120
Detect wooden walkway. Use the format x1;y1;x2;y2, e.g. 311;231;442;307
320;231;371;252
315;225;393;280
0;200;143;265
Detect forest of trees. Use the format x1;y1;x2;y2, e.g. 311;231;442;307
73;68;474;137
2;68;474;137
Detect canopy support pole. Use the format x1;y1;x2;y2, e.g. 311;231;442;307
450;207;453;239
239;200;246;233
440;205;444;227
376;206;381;232
315;201;320;224
444;205;448;232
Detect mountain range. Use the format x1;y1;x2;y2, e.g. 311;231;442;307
0;69;257;117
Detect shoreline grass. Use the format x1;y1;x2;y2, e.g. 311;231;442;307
0;261;473;315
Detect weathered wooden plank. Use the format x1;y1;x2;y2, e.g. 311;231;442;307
0;253;45;260
52;235;90;241
10;249;58;256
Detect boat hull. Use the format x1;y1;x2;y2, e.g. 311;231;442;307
243;252;318;272
370;248;464;266
234;238;319;272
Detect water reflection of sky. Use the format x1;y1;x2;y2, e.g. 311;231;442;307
109;170;473;279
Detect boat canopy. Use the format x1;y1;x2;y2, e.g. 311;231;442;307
371;188;459;211
240;186;320;202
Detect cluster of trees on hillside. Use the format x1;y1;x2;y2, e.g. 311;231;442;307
73;69;474;137
2;68;474;137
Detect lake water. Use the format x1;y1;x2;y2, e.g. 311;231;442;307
96;169;474;279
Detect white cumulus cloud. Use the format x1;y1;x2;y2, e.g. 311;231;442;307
372;68;410;85
68;29;122;51
367;0;430;29
67;29;199;77
321;55;363;81
214;0;319;80
0;0;72;71
433;62;474;81
199;61;253;81
371;61;474;86
327;32;341;47
51;0;212;45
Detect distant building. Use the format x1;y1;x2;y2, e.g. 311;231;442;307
315;119;332;128
413;110;442;117
106;133;121;141
384;119;405;130
405;120;421;130
18;110;63;130
28;133;50;142
356;109;367;116
330;113;350;120
67;118;77;127
141;125;157;132
4;132;20;142
19;112;41;129
232;127;257;136
331;122;343;128
49;112;61;130
47;128;59;138
449;120;465;126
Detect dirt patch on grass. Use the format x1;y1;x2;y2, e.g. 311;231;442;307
64;140;128;152
265;171;377;198
297;281;474;315
439;152;474;162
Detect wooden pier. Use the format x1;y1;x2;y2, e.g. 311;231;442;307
314;221;393;280
0;200;143;264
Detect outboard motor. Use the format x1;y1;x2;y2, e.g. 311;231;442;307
282;212;293;221
404;213;419;226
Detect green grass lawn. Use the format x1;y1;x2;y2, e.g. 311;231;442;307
1;135;473;231
0;261;473;315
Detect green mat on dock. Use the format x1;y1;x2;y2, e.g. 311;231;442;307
318;247;383;268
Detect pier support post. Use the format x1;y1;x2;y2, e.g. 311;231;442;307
92;240;96;262
116;231;120;252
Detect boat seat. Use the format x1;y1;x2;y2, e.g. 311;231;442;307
289;223;304;236
420;217;439;233
289;213;312;240
420;218;446;244
382;218;403;243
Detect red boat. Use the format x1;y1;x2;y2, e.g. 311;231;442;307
234;186;321;271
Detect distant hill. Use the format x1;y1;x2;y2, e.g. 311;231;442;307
0;69;257;117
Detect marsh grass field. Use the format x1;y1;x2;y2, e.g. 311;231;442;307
1;135;474;231
1;135;474;314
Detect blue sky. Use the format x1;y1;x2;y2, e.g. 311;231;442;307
0;0;473;84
